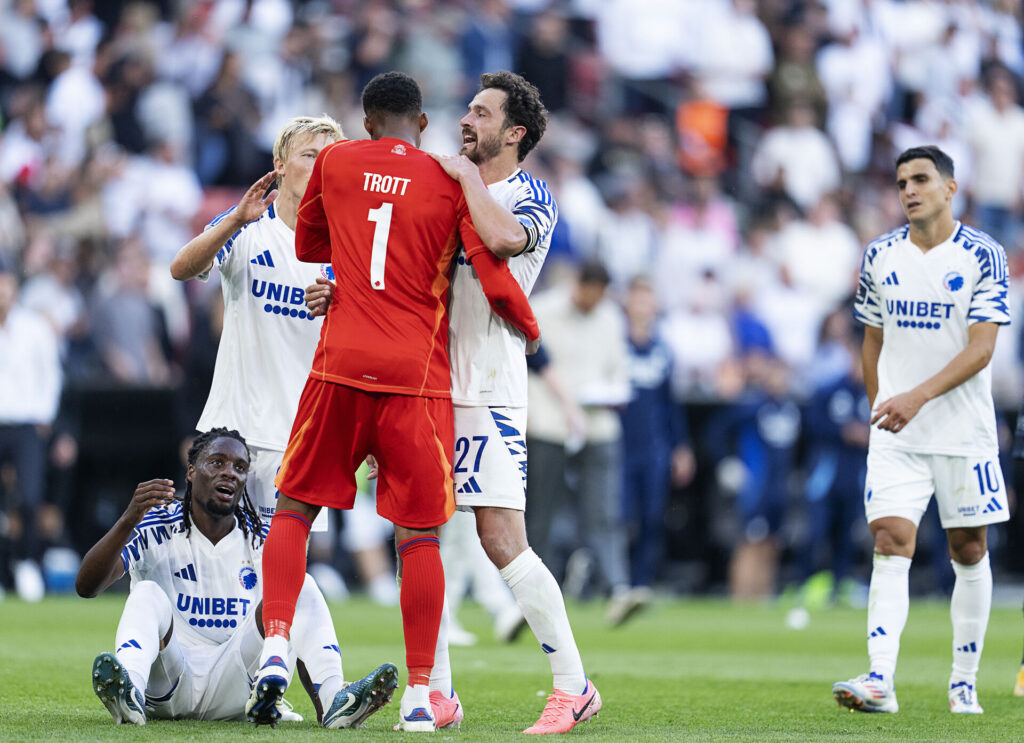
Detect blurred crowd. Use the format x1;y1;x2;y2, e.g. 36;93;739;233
3;0;1024;607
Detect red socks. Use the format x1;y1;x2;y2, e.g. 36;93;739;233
397;536;444;686
261;510;312;639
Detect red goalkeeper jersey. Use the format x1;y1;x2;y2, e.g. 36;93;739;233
296;137;496;397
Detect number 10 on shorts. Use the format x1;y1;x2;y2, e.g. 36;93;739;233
973;461;1000;495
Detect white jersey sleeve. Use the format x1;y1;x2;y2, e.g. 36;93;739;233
856;222;1010;456
120;502;265;648
963;225;1011;325
511;171;558;254
195;204;331;450
852;227;895;328
449;169;555;407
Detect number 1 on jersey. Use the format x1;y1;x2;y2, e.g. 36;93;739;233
368;202;393;290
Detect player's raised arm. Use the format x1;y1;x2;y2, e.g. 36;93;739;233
170;171;279;281
294;143;336;263
76;478;176;598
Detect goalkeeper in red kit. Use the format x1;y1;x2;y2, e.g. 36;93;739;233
245;71;540;732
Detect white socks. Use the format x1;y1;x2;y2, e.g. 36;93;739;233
430;597;453;694
290;574;345;708
950;552;992;686
867;553;911;685
114;580;173;694
500;549;586;694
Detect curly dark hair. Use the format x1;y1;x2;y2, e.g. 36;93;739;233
180;427;263;548
479;71;548;162
362;71;423;119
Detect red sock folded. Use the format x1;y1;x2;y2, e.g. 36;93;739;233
397;536;444;686
261;509;312;639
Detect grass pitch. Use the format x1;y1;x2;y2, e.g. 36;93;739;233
2;593;1023;741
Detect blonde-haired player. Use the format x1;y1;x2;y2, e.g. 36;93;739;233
171;115;343;532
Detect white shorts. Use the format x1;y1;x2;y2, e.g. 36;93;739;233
864;447;1009;529
147;609;297;721
249;446;328;532
452;406;528;511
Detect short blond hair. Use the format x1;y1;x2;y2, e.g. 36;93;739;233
272;115;344;181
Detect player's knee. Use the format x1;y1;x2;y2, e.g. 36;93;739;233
297;572;321;601
950;540;986;566
872;526;913;557
131;580;169;604
476;512;528;568
126;580;173;623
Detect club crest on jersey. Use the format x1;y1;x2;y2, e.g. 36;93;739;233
943;271;964;292
391;143;407;156
239;566;258;590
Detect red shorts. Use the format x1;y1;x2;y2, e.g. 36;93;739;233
276;378;455;529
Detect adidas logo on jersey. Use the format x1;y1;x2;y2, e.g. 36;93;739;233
882;271;899;286
250;250;275;267
173;563;197;581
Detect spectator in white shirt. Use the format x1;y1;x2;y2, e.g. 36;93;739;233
0;259;62;599
966;66;1024;252
751;99;841;212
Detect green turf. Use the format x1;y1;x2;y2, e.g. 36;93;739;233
1;594;1023;741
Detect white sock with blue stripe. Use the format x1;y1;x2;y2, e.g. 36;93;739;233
290;574;344;709
115;580;173;695
500;549;586;694
950;552;991;687
867;553;911;685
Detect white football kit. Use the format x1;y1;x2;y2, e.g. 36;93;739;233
119;502;278;719
447;169;556;509
853;222;1011;527
196;204;329;529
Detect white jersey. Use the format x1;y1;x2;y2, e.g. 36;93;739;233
120;501;267;648
449;169;556;407
853;222;1011;456
196;204;330;450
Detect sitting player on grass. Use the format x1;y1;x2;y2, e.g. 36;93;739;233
75;427;397;728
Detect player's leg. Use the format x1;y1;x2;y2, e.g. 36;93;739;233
946;525;990;713
249;379;363;725
392;524;445;731
248;491;322;724
936;452;1009;713
288;573;398;728
93;580;174;725
833;448;931;713
476;505;600;734
438;510;479;645
375;395;454;733
449;404;598;734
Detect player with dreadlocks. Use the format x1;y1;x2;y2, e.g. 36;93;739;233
76;427;398;728
178;429;264;547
